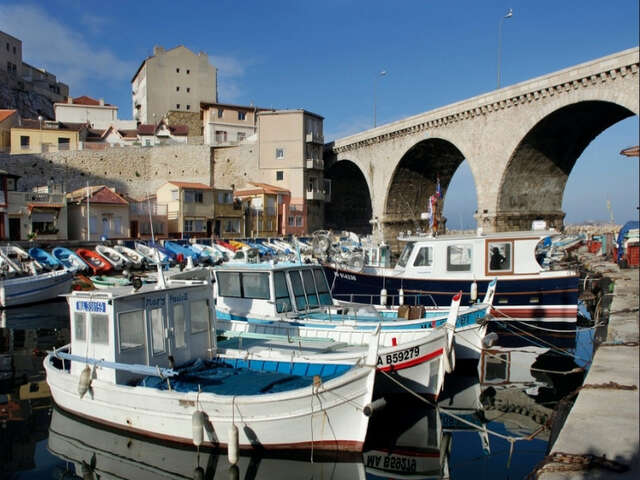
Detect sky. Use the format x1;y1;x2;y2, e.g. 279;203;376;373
0;0;638;228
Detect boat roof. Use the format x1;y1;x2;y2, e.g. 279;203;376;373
65;278;209;301
213;261;317;272
398;230;560;243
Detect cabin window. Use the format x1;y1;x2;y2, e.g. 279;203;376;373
173;304;186;348
190;300;209;333
91;314;109;344
217;272;242;297
74;312;86;341
118;310;145;351
289;271;308;310
447;245;472;272
274;271;292;313
413;247;433;267
242;273;270;300
313;268;332;305
397;242;415;268
302;269;319;307
150;308;165;354
488;241;512;272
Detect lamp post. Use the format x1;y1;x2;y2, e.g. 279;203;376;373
497;8;513;89
373;70;387;128
37;115;43;153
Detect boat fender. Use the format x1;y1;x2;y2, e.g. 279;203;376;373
380;288;388;305
193;467;204;480
363;397;387;417
398;288;404;306
228;423;239;465
192;410;205;447
78;365;92;398
470;281;478;303
482;332;499;348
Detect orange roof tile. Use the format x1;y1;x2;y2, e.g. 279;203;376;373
167;181;212;190
0;110;17;123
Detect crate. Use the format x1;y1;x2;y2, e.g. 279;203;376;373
626;244;639;267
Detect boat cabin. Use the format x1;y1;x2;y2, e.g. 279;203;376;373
213;262;333;319
65;279;215;385
395;231;555;279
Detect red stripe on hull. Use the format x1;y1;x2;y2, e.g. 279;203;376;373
491;306;577;319
377;348;443;372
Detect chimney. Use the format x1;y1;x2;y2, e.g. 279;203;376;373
67;96;73;104
99;98;104;106
153;45;165;55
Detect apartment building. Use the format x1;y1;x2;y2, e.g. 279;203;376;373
132;45;217;125
213;187;243;238
54;96;136;130
126;194;168;239
201;102;271;146
10;118;85;154
156;181;215;238
256;110;330;234
234;182;290;238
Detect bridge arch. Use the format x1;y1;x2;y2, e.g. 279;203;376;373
496;98;637;230
324;159;373;233
383;137;467;238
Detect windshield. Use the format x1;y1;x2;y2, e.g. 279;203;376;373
396;242;415;268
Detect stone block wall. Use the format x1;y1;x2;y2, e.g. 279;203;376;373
213;143;259;190
0;144;214;198
167;110;202;137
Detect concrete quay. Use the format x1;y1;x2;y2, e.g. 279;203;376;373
537;252;639;479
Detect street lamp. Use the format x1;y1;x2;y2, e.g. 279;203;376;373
497;8;513;89
373;70;387;128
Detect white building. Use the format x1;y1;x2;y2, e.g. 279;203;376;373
54;96;136;130
132;45;217;125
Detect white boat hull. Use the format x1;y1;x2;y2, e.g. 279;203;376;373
0;269;74;307
45;352;377;452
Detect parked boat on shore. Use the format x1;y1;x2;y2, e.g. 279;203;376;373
28;247;64;270
52;247;90;272
75;248;113;275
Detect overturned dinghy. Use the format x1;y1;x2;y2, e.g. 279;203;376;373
45;276;379;452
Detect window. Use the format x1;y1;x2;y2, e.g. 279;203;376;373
215;130;227;143
176;68;180;73
217;271;242;297
237;132;246;142
186;87;190;93
176;86;180;91
218;191;232;204
397;242;415;268
190;300;209;333
150;308;165;354
176;104;181;109
184;219;193;232
267;219;273;230
218;109;224;118
194;219;204;231
186;105;191;110
307;177;317;192
12;46;16;54
185;190;203;203
118;310;145;350
275;148;284;159
488;241;512;272
413;247;433;267
276;171;283;181
186;69;190;74
173;304;186;348
289;270;307;310
295;216;303;227
20;135;30;149
274;271;292;313
288;216;294;226
243;273;270;299
91;314;109;344
58;137;70;150
224;219;241;233
74;313;86;342
145;139;152;146
302;269;319;307
447;245;473;272
313;268;332;305
171;189;179;200
238;112;246;120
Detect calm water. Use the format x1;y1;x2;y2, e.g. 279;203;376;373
0;300;594;479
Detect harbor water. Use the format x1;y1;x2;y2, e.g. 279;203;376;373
1;299;595;479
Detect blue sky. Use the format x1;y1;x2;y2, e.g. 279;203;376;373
1;0;638;227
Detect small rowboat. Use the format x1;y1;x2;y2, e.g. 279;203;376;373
95;245;128;270
75;248;113;275
28;247;64;270
90;275;132;289
135;242;171;264
164;241;200;263
113;245;148;269
52;247;90;272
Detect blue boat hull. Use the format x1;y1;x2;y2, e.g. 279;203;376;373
322;265;579;320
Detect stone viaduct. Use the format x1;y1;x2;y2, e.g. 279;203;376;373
325;47;639;240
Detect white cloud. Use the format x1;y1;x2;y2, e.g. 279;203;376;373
209;54;252;103
0;4;136;90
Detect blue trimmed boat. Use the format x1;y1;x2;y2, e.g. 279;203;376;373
52;247;90;272
28;247;64;270
164;241;200;263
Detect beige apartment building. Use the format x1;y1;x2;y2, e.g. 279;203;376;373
132;45;217;125
213;187;243;238
156;181;215;238
10;119;83;154
201;102;271;146
257;110;329;234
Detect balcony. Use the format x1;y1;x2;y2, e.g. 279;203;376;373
305;158;324;170
305;190;325;201
305;132;324;144
9;192;65;204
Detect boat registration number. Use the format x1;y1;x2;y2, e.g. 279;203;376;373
75;301;106;313
365;454;417;473
378;346;420;366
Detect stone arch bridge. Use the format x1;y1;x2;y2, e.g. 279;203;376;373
325;47;639;241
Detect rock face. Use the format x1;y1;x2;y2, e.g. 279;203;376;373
0;82;55;119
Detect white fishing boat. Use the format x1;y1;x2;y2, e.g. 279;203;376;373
190;242;226;263
1;245;46;273
135;241;171;264
113;244;148;269
95;244;128;270
44;274;379;453
0;249;74;307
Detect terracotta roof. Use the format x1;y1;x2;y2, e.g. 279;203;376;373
235;182;291;197
67;185;128;205
118;129;138;139
72;96;112;106
169;124;188;136
620;146;639;157
0;109;17;123
167;181;212;190
137;124;156;135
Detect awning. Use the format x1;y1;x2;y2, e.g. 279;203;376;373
27;203;63;213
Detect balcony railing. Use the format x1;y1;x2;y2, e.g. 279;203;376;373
305;158;324;170
130;203;168;216
8;191;65;205
305;190;325;201
305;132;324;144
